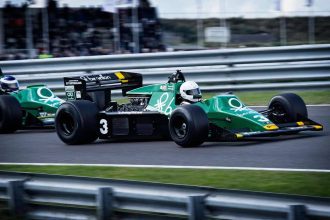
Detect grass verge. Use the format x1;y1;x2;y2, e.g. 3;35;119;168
203;89;330;106
115;89;330;105
0;165;329;198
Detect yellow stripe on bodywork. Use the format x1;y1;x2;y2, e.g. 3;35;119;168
263;124;279;130
115;72;125;79
297;121;304;126
236;134;243;139
313;125;323;130
115;72;128;83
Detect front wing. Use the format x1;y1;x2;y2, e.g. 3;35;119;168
234;120;323;139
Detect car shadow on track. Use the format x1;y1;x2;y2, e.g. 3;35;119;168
0;128;56;135
89;132;326;149
202;133;325;148
96;138;169;145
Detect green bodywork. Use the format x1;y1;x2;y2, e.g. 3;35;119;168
128;82;275;133
9;85;63;126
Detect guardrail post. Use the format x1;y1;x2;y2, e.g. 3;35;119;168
7;180;25;217
288;204;306;220
97;187;114;220
188;195;205;220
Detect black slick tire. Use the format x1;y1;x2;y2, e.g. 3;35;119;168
55;100;98;144
169;105;208;147
268;93;307;123
0;95;22;133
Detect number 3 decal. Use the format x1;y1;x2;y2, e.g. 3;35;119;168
253;115;270;123
100;119;108;134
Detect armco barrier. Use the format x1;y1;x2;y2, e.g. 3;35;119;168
0;44;330;97
0;171;329;220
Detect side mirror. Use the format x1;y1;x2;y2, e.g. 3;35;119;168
168;70;186;83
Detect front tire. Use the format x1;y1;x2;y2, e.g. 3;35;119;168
0;95;22;133
169;105;208;147
268;93;307;124
55;100;98;144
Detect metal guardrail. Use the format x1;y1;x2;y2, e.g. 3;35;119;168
0;171;329;220
0;44;330;96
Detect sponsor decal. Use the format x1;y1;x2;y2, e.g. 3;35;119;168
37;87;64;107
80;74;112;82
66;91;75;100
65;86;76;100
160;85;167;91
39;112;55;117
167;84;174;91
76;91;82;99
117;111;143;114
65;80;82;85
228;98;247;112
154;92;174;114
65;85;75;91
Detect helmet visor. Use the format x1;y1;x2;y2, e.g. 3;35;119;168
1;81;19;91
185;88;201;96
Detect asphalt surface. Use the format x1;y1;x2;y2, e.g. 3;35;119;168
0;106;329;169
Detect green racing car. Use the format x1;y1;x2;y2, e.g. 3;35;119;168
0;68;64;133
55;70;323;147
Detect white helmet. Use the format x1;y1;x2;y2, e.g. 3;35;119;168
180;81;202;103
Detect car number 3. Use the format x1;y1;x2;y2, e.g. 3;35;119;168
100;119;108;134
253;115;270;122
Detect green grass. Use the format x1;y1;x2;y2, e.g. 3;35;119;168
1;165;330;198
203;90;330;106
115;90;330;105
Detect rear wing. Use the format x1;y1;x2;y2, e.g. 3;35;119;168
64;71;142;109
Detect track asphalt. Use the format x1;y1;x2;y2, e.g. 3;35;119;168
0;106;329;169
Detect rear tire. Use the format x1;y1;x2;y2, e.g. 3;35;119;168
0;95;22;133
55;100;98;144
169;105;208;147
268;93;307;124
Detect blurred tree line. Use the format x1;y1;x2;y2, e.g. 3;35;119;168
161;16;330;47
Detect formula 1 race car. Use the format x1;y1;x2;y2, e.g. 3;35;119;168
0;69;64;133
55;70;323;147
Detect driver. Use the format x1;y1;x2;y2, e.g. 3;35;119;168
0;75;20;93
179;81;202;105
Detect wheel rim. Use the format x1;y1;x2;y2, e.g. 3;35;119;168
173;117;187;139
58;111;75;136
270;102;289;123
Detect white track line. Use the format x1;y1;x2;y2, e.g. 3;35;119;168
0;163;329;173
306;104;330;107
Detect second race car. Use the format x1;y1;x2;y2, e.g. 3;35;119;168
0;68;64;133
